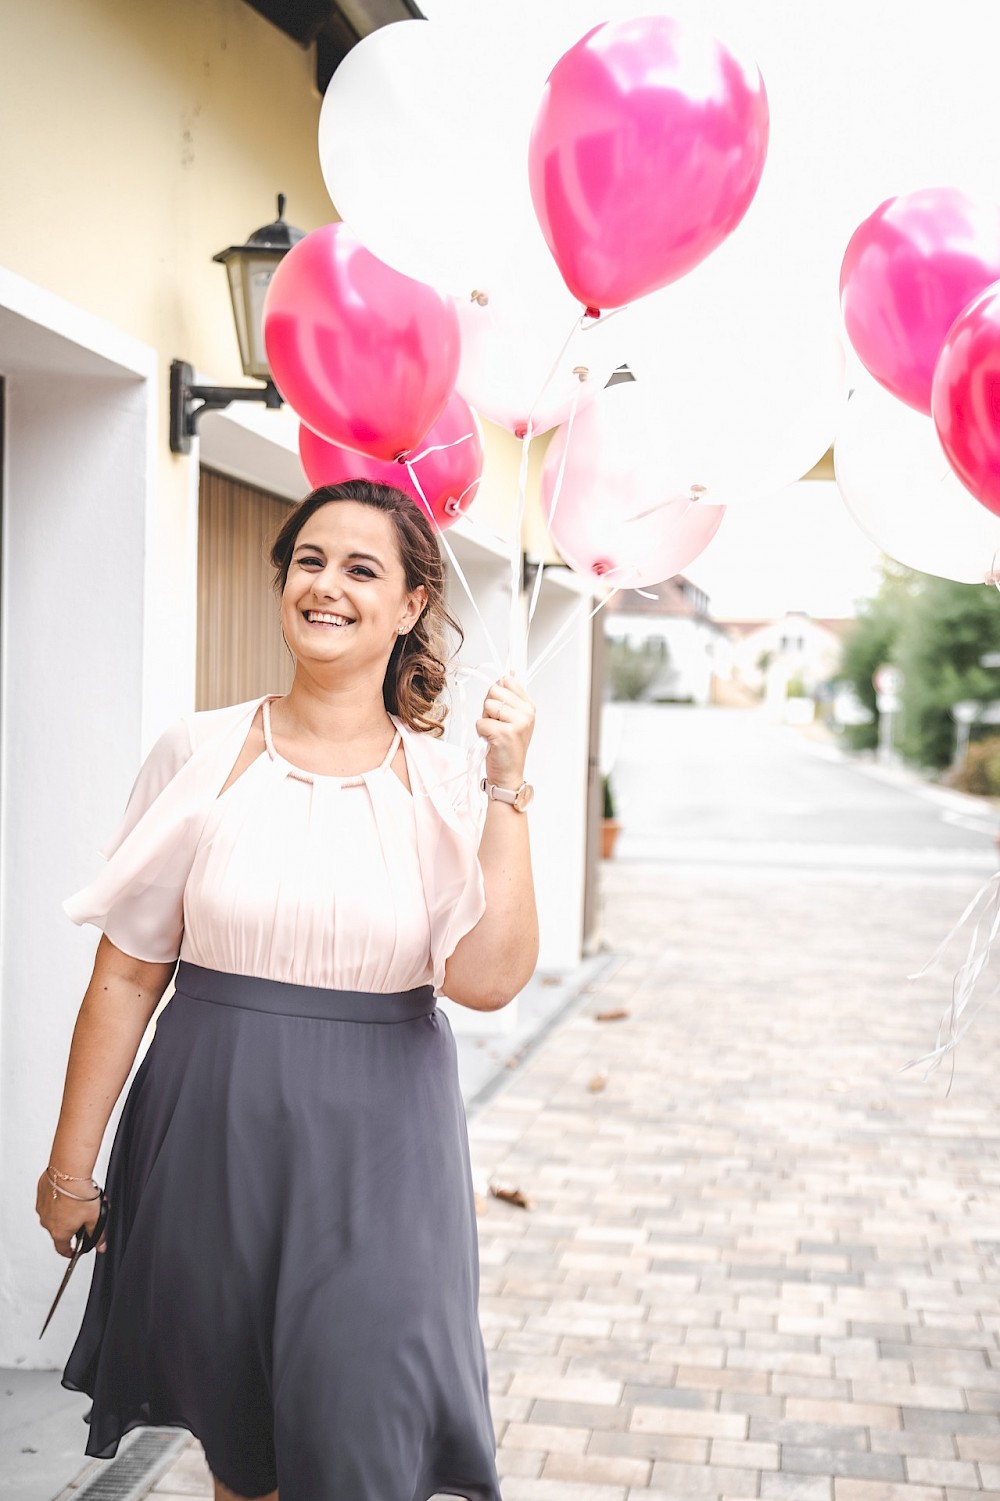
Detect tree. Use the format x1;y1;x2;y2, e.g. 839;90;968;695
839;563;916;751
896;577;1000;768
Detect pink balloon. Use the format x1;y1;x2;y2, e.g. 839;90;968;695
840;188;1000;415
541;385;726;589
528;16;769;311
263;222;461;460
932;281;1000;517
298;391;483;532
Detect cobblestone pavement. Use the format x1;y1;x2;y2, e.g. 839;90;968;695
147;855;1000;1501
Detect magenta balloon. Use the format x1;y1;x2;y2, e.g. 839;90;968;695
931;281;1000;517
264;222;461;460
840;188;1000;415
528;16;769;311
298;391;483;532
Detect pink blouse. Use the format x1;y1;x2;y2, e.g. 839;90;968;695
64;696;488;996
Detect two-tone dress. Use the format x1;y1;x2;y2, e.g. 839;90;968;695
60;695;500;1501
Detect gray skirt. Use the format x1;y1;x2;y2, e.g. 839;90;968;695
62;961;500;1501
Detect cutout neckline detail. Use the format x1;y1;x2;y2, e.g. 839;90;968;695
262;697;402;787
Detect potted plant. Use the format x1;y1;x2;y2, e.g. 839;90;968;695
601;773;622;859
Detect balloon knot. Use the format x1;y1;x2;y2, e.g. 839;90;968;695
584;306;601;320
470;290;489;306
593;560;612;578
690;483;708;501
393;452;408;464
514;423;528;440
572;365;590;382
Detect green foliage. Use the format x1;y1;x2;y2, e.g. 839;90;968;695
839;563;1000;769
896;577;1000;769
602;773;616;820
947;736;1000;796
839;564;916;752
607;638;669;702
786;674;808;699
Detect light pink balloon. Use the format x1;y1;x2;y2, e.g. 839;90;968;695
263;222;461;460
541;384;726;589
529;15;769;311
298;391;483;532
932;280;1000;516
840;188;1000;414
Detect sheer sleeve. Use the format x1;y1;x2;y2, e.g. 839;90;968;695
64;719;196;964
401;726;488;995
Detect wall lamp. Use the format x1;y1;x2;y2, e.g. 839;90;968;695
169;194;304;454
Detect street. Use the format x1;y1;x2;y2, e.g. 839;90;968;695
74;707;1000;1500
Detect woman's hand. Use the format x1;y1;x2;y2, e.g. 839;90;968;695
477;674;536;788
35;1173;106;1259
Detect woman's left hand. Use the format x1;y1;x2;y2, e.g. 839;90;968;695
477;675;536;788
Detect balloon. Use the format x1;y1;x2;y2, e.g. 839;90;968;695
540;383;726;589
263;222;460;461
298;391;483;532
840;188;1000;415
318;14;557;300
932;281;1000;517
528;15;769;310
617;223;846;506
834;377;1000;584
454;259;630;437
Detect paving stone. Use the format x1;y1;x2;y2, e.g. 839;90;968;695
781;1447;906;1480
650;1461;765;1496
761;1473;834;1500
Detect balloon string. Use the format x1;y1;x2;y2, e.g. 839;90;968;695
526;568;627;685
900;869;1000;1092
407;431;474;465
404;459;505;677
507;421;534;676
525;382;583;641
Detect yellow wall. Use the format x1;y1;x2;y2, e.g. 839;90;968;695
0;0;332;383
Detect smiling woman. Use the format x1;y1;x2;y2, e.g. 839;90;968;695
40;479;539;1501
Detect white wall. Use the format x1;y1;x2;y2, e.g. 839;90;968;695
0;360;154;1364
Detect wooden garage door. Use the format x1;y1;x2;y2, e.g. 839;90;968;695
196;468;294;711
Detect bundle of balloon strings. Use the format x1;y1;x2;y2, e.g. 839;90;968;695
902;870;1000;1092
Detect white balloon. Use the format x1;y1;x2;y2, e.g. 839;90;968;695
454;271;630;438
615;212;848;507
318;14;556;299
834;379;1000;585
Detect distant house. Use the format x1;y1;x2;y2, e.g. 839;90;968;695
720;611;851;699
604;576;732;705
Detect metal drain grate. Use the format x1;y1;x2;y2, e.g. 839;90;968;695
74;1429;192;1501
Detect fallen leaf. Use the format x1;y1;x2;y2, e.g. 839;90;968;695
489;1182;533;1210
588;1072;609;1093
595;1007;630;1022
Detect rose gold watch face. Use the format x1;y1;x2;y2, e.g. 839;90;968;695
513;783;534;812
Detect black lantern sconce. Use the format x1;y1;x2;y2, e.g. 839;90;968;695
169;195;304;454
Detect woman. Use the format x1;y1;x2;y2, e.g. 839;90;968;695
36;479;538;1501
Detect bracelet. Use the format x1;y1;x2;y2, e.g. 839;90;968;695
48;1164;97;1183
45;1170;102;1203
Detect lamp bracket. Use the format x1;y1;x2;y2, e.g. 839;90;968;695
169;359;283;455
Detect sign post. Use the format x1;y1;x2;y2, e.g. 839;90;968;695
873;665;903;764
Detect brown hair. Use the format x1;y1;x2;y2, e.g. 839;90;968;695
269;479;463;736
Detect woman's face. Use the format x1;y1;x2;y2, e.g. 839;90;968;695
280;501;426;678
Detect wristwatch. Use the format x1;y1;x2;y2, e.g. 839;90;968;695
481;777;534;812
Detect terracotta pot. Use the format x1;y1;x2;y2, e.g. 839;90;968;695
600;818;622;859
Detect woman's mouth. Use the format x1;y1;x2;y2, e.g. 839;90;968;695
303;611;354;628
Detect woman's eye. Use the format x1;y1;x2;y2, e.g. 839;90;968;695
348;566;375;579
298;556;323;569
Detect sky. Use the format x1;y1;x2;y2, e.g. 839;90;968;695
409;0;1000;619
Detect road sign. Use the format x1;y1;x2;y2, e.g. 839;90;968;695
876;692;901;714
981;653;1000;668
873;665;903;694
951;700;980;724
